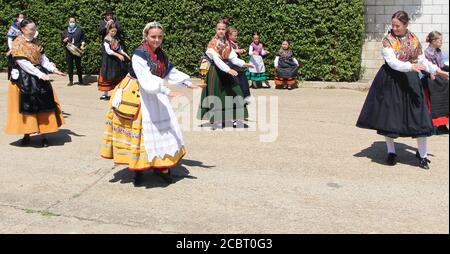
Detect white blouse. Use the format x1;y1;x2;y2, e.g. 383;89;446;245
382;47;439;74
103;42;125;55
16;54;56;79
205;48;245;73
132;54;192;96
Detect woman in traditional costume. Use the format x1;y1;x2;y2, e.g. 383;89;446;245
5;19;66;147
98;23;130;100
197;18;253;129
274;40;299;90
6;13;24;80
422;31;449;135
101;22;201;186
246;32;270;89
228;27;251;103
356;11;448;170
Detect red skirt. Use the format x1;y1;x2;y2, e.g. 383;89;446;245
98;68;122;92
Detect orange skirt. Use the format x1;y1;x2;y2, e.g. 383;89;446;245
98;68;122;92
275;76;296;86
5;81;64;135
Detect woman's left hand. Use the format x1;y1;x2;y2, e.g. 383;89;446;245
437;69;449;80
189;83;206;89
54;70;66;76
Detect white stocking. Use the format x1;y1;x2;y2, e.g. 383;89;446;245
385;137;396;154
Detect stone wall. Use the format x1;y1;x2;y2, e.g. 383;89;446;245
362;0;449;80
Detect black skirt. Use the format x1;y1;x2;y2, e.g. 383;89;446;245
277;58;298;78
422;75;449;118
15;65;57;114
100;52;129;82
356;64;434;138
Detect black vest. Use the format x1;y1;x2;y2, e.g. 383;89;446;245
129;46;173;79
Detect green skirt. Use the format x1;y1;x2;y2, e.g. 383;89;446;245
246;71;267;81
197;65;248;123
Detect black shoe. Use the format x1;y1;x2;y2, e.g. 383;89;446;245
155;169;173;184
416;151;430;169
287;86;293;90
386;153;397;166
283;85;288;89
67;82;74;86
418;157;430;170
133;171;144;186
20;136;30;146
41;138;49;147
100;95;108;100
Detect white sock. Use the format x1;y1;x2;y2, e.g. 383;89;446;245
103;91;108;96
385;137;396;154
417;137;427;158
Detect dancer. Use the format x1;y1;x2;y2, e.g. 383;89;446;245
5;19;66;147
98;23;130;100
356;11;447;169
6;13;24;80
101;21;201;185
422;31;449;134
197;18;253;129
228;27;251;103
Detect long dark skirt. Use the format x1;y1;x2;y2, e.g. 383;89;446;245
356;64;434;138
197;64;248;124
422;75;449;119
98;53;128;91
16;65;57;114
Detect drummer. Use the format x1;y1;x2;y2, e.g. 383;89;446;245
61;15;86;86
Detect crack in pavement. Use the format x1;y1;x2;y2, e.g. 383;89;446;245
45;166;118;211
0;203;181;233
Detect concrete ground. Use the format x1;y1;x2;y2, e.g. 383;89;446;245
0;73;448;234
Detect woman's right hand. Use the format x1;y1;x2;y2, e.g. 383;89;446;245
437;69;449;80
117;54;125;61
228;69;238;77
411;64;426;73
40;74;50;81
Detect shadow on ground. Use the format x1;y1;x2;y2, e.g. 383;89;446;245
354;141;435;168
81;75;98;85
109;159;214;188
9;129;85;148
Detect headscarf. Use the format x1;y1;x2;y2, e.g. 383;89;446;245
250;42;263;54
277;48;294;59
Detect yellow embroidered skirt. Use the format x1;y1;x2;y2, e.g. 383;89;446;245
100;79;186;171
5;81;64;135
